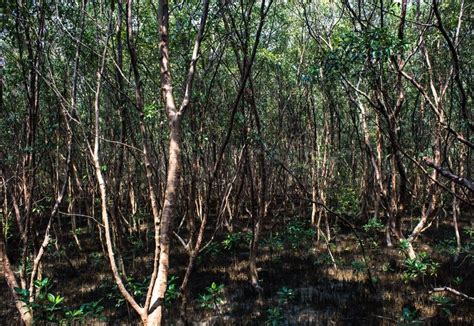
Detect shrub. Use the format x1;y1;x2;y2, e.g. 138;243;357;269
351;259;367;273
197;282;224;311
222;233;240;251
284;219;315;250
276;286;295;305
64;299;106;322
400;304;422;324
15;277;106;323
402;252;439;282
431;295;455;317
265;307;284;325
362;217;384;233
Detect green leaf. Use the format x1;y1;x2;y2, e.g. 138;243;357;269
47;293;56;303
14;287;29;298
55;295;64;305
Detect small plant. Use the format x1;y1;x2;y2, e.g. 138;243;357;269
351;259;367;273
463;227;474;239
64;299;106;322
202;242;222;258
88;252;103;266
100;279;124;307
15;278;65;322
451;276;463;286
336;186;360;215
222;232;244;251
165;275;179;306
276;287;295;305
402;252;439;282
127;276;149;300
284;219;315;250
435;238;458;256
44;293;65;321
431;295;455;317
17;257;33;276
101;276;149;308
363;217;384;233
399;239;410;252
312;253;334;267
400;304;422;325
265;307;285;325
381;262;394;273
262;233;284;251
435;229;474;261
197;282;224;311
15;277;106;323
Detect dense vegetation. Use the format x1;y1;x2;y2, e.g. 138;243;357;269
0;0;472;324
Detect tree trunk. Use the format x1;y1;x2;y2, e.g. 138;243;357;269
147;117;181;325
0;236;33;325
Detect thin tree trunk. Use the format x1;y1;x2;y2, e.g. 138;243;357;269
148;1;209;324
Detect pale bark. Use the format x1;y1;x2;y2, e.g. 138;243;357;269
0;237;32;326
90;32;146;322
125;0;162;312
147;1;209;324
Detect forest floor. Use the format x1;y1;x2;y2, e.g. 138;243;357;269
1;211;473;325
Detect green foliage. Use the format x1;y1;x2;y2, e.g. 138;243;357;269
32;203;46;215
14;278;105;323
276;287;295;305
127;233;145;255
88;252;103;267
1;211;12;239
312;253;335;267
324;26;407;77
283;219;315;250
265;307;285;326
165;275;179;306
464;227;474;239
431;295;455;317
363;218;384;233
221;232;251;251
64;300;105;322
402;253;439;282
435;238;459;256
434;230;473;262
2;0;471;323
17;257;33;276
266;286;295;323
399;239;410;252
127;276;149;300
335;187;360;215
144;103;158;121
351;260;367;273
363;218;385;249
399;304;422;325
202;242;222;258
262;233;284;252
197;282;224;311
101;276;149;308
461;228;474;262
381;262;395;273
451;276;463;287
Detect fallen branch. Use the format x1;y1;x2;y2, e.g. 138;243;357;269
430;287;474;301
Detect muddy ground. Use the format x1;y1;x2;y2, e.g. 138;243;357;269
1;211;473;325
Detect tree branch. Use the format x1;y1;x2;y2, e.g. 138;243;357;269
423;157;474;192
